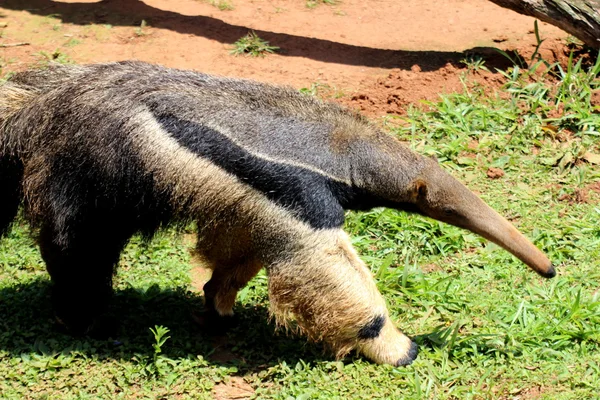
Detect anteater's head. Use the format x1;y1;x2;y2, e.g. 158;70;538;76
408;158;555;278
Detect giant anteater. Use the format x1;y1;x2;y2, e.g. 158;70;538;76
0;61;554;365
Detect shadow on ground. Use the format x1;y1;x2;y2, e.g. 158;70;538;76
0;277;325;373
1;0;518;71
0;276;522;378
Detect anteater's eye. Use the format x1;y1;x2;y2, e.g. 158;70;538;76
443;208;455;217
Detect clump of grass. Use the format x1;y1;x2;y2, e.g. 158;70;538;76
134;20;148;37
230;31;279;57
306;0;337;9
38;49;72;65
64;38;81;48
300;82;345;99
209;0;234;11
0;57;16;80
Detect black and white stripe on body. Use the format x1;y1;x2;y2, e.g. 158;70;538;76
152;110;350;229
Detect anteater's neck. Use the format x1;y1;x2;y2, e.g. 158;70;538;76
333;130;427;212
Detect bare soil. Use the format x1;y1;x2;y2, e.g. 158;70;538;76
213;376;255;400
1;0;571;119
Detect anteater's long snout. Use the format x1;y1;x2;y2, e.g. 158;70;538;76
469;206;555;278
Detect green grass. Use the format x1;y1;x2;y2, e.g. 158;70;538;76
134;20;149;37
63;38;81;48
230;31;279;57
194;0;235;11
37;49;73;65
1;53;600;398
306;0;337;9
209;0;235;11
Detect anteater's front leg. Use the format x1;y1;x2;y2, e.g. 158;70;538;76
267;230;418;366
194;228;263;330
38;224;128;336
202;258;263;318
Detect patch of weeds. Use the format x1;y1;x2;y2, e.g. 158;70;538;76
461;54;489;73
306;0;337;9
134;20;148;37
299;82;328;96
209;0;234;11
230;31;279;57
64;38;81;48
38;49;72;65
497;51;600;140
130;326;178;381
300;82;344;99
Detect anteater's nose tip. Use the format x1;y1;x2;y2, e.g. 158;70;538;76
539;264;556;279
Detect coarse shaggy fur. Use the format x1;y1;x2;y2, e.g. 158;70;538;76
0;61;553;365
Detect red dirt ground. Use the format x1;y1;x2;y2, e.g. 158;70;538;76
1;0;571;119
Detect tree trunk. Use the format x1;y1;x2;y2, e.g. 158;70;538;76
487;0;600;49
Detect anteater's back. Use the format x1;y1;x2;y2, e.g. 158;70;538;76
5;61;386;179
1;61;421;249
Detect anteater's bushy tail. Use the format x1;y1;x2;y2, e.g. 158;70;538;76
0;79;35;237
9;63;88;91
1;63;92;138
1;63;88;121
0;82;35;126
0;64;90;237
0;64;86;237
0;82;30;237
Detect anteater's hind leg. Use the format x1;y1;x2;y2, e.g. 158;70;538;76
38;223;130;336
267;230;418;366
0;157;23;237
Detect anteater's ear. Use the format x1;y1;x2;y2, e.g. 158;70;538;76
411;179;428;201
